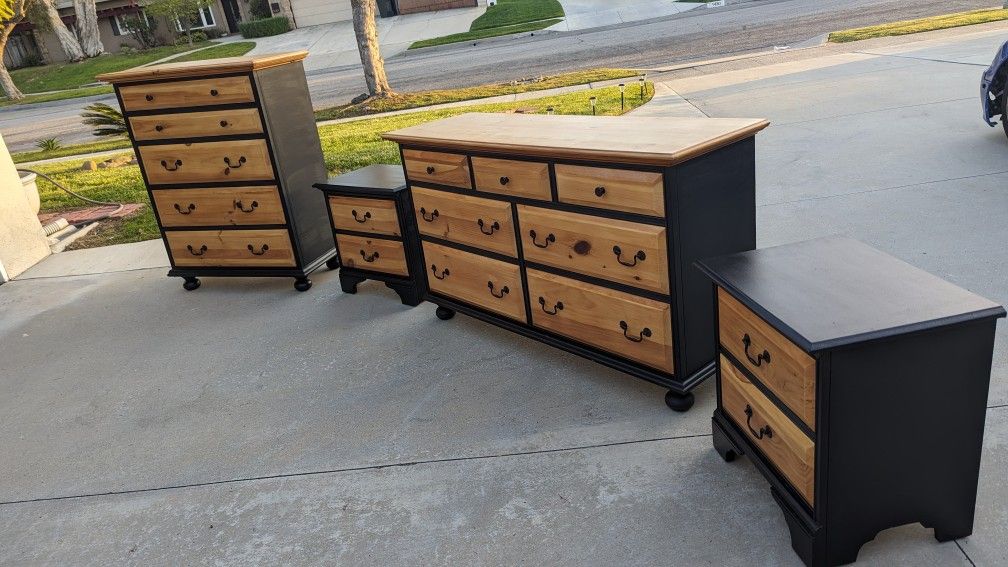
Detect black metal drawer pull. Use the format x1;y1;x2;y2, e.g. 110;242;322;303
744;404;773;440
426;166;435;174
154;124;165;132
223;156;246;175
538;296;563;315
420;207;439;222
247;244;269;256
219;120;229;128
352;209;371;223
210;89;219;96
594;186;606;197
431;264;450;280
173;203;196;214
160;159;182;171
477;219;500;235
529;229;556;248
499;176;510;185
742;333;771;367
145;94;154;101
613;245;646;267
619;320;652;342
488;281;509;298
186;244;207;256
360;249;379;262
234;200;258;213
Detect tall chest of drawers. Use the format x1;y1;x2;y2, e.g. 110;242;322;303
697;237;1005;566
384;113;769;409
98;52;336;291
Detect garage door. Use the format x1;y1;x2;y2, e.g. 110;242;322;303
290;0;353;27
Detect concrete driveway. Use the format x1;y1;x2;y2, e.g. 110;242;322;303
247;6;484;72
548;0;702;32
2;28;1008;565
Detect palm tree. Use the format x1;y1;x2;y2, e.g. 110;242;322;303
27;0;85;61
72;0;104;57
350;0;393;99
0;0;27;100
81;102;127;137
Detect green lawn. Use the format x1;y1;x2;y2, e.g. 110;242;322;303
829;8;1008;43
315;68;641;120
163;41;257;63
8;42;217;94
0;85;113;108
410;0;565;49
32;82;652;248
12;138;133;164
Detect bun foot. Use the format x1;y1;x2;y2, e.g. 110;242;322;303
435;306;455;320
294;277;312;292
664;390;694;412
182;277;201;291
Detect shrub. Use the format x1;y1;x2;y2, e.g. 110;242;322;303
119;45;138;55
174;30;208;45
123;15;160;50
18;52;44;68
202;26;225;39
245;0;271;20
238;16;290;38
36;138;61;152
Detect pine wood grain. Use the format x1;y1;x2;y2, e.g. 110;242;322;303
721;355;815;506
412;187;517;257
329;196;400;236
518;204;669;294
422;241;525;321
471;156;551;200
336;234;408;276
118;76;256;111
139;139;274;185
555;164;664;217
403;149;471;189
165;228;295;267
98;51;308;83
152;186;285;227
719;288;817;430
526;269;674;372
130;108;264;141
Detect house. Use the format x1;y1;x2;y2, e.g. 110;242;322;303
3;0;479;69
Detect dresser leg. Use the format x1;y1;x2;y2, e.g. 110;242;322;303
664;390;694;412
294;277;312;292
326;256;340;271
435;306;455;320
182;277;201;291
386;281;422;306
340;272;365;294
712;417;742;462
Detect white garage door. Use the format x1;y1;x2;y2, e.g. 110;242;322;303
290;0;353;27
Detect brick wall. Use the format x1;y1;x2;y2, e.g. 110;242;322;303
396;0;477;15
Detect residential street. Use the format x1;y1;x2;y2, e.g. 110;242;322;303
2;25;1007;565
0;0;995;152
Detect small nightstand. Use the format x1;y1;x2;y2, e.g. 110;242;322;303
315;165;424;306
697;236;1005;567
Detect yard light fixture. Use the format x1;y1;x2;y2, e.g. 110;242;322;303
547;106;554;115
590;96;597;115
639;75;646;99
619;83;625;111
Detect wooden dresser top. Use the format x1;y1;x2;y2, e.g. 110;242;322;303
382;113;769;166
96;51;308;84
696;236;1006;352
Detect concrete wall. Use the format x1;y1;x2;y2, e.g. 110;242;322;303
0;133;50;281
396;0;477;15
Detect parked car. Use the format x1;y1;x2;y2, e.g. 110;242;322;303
981;39;1008;138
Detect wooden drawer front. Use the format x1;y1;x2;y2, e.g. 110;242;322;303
119;76;255;112
413;187;517;257
153;186;286;227
140;139;274;185
336;234;408;276
166;229;295;267
527;269;674;373
422;242;525;322
472;157;551;200
720;355;815;506
130;108;263;141
718;288;816;430
403;149;471;188
518;205;669;294
555;165;665;217
329;196;400;237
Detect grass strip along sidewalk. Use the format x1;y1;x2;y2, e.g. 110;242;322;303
410;0;564;49
30;82;653;250
829;8;1008;43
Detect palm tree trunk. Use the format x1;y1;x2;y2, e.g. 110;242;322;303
37;0;84;61
0;1;27;101
351;0;392;97
72;0;104;57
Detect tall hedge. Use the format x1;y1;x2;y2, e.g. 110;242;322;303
238;17;291;38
